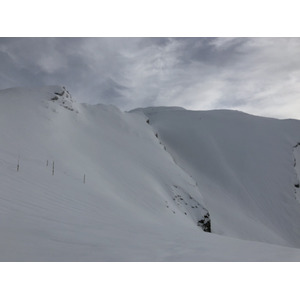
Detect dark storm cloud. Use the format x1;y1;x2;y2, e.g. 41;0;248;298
1;37;300;119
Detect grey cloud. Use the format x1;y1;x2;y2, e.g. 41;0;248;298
1;37;300;119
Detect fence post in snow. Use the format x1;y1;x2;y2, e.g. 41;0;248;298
46;160;48;167
17;156;20;172
52;161;54;176
83;174;86;184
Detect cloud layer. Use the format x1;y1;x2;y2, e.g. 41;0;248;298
1;37;300;119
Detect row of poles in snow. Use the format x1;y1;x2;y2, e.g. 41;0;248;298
46;160;56;176
16;156;86;184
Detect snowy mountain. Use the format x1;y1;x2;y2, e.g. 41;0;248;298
133;107;300;248
1;86;300;261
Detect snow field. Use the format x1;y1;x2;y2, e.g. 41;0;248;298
1;86;300;260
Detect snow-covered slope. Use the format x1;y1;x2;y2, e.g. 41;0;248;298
134;107;300;248
1;86;300;261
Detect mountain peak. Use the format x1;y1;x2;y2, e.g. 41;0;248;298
49;86;75;111
0;85;76;111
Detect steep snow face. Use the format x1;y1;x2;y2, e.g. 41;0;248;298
1;86;300;261
0;86;211;261
136;108;300;248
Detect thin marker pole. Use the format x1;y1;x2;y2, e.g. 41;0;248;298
17;155;20;172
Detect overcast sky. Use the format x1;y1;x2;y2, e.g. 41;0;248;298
1;37;300;119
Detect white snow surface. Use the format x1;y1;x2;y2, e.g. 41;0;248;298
1;86;300;261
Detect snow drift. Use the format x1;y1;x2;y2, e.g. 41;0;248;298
1;86;300;261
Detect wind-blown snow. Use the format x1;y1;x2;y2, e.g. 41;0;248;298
1;86;300;261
